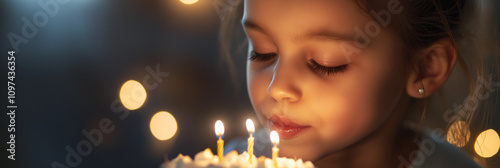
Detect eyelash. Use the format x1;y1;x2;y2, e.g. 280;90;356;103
308;60;348;76
249;51;277;62
249;51;348;76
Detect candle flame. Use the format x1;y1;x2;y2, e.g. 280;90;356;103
215;120;225;137
246;119;255;133
270;130;279;144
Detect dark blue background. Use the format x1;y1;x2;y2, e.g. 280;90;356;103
1;0;253;167
1;0;499;168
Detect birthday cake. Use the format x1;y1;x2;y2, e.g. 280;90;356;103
164;148;315;168
165;120;313;167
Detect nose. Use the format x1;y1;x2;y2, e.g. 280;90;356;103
267;57;302;102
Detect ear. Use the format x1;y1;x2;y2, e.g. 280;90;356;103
406;38;458;98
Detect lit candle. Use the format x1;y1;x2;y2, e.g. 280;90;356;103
270;130;279;168
215;120;225;162
246;119;255;164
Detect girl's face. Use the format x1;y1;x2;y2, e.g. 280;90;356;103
243;0;411;161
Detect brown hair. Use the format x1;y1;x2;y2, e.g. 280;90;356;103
353;1;500;167
218;0;500;167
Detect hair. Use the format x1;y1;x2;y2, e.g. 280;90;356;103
218;0;500;167
354;1;500;167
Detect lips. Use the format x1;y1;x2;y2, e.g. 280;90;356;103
268;115;310;139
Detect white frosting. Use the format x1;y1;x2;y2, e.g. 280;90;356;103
165;148;315;168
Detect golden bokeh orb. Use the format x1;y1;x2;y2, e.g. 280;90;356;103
446;120;470;147
150;111;178;141
119;80;147;110
180;0;199;5
474;129;500;158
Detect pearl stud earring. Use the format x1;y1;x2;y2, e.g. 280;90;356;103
418;88;425;95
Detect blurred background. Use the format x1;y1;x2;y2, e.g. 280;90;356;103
1;0;255;167
0;0;499;168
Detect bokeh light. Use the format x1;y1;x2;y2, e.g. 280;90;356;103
179;0;198;5
150;111;178;141
447;120;470;147
119;80;147;110
474;129;500;158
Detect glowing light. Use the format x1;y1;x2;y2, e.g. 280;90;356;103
246;119;255;163
270;130;279;145
446;120;470;147
215;120;224;137
474;129;500;158
270;130;279;167
246;119;255;133
119;80;147;110
215;120;224;161
150;111;178;141
179;0;198;5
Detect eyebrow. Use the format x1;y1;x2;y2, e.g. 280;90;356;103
242;19;355;43
301;30;356;43
242;19;271;37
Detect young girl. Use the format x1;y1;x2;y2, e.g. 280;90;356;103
220;0;499;167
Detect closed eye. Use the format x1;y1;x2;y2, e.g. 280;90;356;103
308;60;348;76
249;51;277;62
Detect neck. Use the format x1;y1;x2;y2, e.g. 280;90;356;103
314;97;418;168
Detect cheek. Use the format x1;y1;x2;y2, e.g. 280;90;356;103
311;41;408;148
247;62;271;109
308;81;393;146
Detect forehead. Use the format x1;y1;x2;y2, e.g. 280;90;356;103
242;0;371;37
